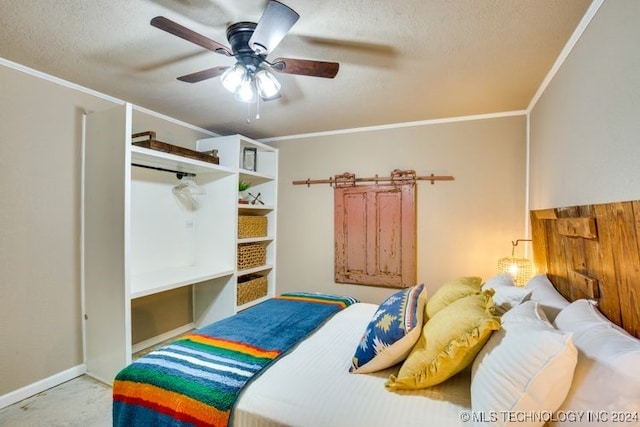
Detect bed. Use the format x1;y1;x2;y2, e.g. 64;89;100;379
113;200;640;427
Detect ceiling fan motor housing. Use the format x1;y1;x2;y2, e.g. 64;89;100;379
226;22;265;71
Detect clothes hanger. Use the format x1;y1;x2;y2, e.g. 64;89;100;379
173;176;206;196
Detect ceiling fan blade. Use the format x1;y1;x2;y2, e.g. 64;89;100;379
271;58;339;78
151;16;233;57
177;66;229;83
248;1;300;55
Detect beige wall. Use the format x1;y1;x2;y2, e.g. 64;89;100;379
529;0;640;209
0;65;113;394
272;115;527;304
0;64;206;396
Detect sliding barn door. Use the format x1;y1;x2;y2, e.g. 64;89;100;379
334;184;416;288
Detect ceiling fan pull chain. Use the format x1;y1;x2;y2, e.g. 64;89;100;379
256;96;261;120
246;102;252;124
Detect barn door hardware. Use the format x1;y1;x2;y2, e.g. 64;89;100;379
292;169;454;187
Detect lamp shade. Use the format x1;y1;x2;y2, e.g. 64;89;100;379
235;76;257;103
221;63;247;93
497;256;533;287
255;69;281;100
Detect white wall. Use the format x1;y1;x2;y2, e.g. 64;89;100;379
529;0;640;209
272;115;527;304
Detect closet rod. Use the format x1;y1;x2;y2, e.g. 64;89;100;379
132;163;195;179
292;173;454;187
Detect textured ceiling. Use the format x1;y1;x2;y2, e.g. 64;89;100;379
0;0;592;139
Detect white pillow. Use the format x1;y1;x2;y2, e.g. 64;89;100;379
471;301;578;427
552;299;640;426
482;274;532;315
482;273;517;289
525;274;569;321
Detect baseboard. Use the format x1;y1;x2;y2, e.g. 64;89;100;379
131;323;195;355
0;364;86;410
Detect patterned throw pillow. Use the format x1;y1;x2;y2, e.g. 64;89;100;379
350;284;426;374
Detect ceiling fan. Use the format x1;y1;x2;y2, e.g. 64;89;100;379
151;0;340;104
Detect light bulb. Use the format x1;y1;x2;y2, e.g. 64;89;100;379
235;76;256;103
221;63;247;93
255;69;281;100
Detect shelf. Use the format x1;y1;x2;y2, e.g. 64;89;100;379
239;169;275;185
131;266;235;299
237;264;274;276
238;204;275;213
237;236;274;244
131;145;235;177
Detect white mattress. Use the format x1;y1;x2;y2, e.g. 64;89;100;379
233;302;471;427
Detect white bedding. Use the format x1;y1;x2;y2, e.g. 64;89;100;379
233;303;471;427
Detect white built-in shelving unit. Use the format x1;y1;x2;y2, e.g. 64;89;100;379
197;134;278;311
83;103;277;383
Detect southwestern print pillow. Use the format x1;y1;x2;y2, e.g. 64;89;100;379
350;283;426;374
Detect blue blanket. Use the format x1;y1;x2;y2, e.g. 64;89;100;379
113;292;358;426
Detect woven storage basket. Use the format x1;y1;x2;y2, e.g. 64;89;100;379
237;275;268;305
237;242;267;270
238;215;268;238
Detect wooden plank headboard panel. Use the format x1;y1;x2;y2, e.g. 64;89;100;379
531;201;640;338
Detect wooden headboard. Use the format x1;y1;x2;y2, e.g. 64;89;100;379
531;200;640;338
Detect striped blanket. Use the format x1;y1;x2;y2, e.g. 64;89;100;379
113;292;358;426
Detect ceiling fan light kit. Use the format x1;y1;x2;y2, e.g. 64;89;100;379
151;0;339;117
220;60;282;103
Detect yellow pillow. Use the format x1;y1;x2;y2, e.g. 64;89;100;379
386;290;500;390
425;276;483;319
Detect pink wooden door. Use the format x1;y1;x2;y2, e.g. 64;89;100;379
334;184;416;288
